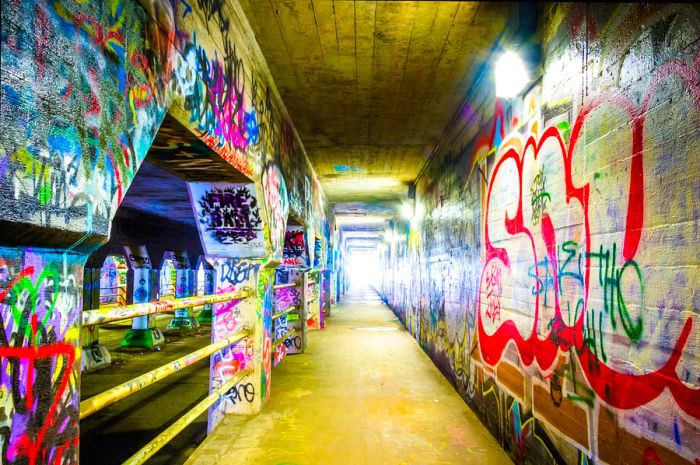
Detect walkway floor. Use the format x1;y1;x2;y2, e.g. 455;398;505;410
185;286;510;465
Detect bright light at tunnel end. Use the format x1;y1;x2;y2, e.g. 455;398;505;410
495;50;529;99
400;202;413;220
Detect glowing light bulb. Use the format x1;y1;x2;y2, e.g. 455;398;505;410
495;51;529;99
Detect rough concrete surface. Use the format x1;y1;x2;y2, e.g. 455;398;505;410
185;287;509;465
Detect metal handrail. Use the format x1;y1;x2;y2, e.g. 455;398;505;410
272;282;298;290
121;368;252;465
273;328;296;348
80;330;250;419
82;289;253;326
271;306;297;321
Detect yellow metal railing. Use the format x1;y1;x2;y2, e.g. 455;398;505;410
272;282;298;290
82;288;253;326
80;330;250;419
81;280;306;463
271;306;297;321
121;368;252;465
273;328;296;349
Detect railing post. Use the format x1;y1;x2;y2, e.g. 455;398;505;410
166;251;199;331
207;258;274;431
121;245;165;349
81;267;112;371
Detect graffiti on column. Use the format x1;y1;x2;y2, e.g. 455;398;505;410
282;227;308;267
0;250;82;465
313;239;323;269
188;183;265;257
261;163;289;258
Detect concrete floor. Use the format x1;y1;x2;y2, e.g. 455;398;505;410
185;286;510;465
81;314;212;465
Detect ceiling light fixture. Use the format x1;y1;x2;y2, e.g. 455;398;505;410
495;50;529;99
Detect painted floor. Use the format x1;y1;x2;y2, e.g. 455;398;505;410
185;286;511;465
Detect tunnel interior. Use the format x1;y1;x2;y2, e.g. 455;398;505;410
0;2;698;465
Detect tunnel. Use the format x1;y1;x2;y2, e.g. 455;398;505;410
0;1;698;464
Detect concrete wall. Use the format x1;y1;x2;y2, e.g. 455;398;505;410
380;4;699;465
1;0;331;249
0;0;334;462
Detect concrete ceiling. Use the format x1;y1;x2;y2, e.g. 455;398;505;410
238;1;511;247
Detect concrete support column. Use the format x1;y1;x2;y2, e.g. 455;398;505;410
307;270;323;330
121;245;164;349
0;246;84;464
196;257;216;323
166;251;199;330
330;270;338;309
81;267;112;371
272;268;307;364
321;269;332;317
207;258;274;432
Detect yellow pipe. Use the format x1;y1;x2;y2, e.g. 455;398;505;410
273;328;296;348
121;369;252;465
80;330;250;419
82;288;253;326
272;282;298;290
271;306;297;321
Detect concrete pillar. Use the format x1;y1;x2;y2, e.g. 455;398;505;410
321;269;332;317
121;245;164;349
330;270;338;309
187;180;284;432
207;258;274;431
81;267;112;371
0;247;84;464
196;257;216;323
273;267;307;364
166;251;199;330
307;270;323;330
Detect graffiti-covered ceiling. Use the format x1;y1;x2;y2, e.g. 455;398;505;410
238;1;510;234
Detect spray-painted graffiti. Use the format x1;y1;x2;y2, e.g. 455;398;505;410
188;183;265;257
381;4;700;465
0;0;169;236
283;227;307;267
261;163;289;258
2;0;334;454
0;250;83;465
219;260;261;286
275;287;300;312
476;52;700;419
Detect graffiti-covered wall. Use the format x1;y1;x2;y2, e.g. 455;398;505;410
1;0;334;462
381;4;699;465
1;0;331;248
